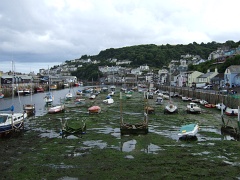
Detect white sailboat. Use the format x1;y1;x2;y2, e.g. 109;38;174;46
44;68;54;105
0;61;27;135
164;67;178;114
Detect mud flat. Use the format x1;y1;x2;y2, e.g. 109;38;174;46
1;88;240;179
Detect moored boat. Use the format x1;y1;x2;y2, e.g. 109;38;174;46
23;104;35;116
186;102;201;114
48;105;65;114
204;104;216;108
225;107;238;116
88;106;101;114
178;123;199;138
164;101;178;114
0;93;4;99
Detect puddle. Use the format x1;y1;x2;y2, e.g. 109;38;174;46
121;139;136;152
83;140;107;149
141;143;163;154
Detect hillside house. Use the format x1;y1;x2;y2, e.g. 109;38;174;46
196;68;218;85
224;65;240;88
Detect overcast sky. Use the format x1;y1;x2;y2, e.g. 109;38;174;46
1;0;240;73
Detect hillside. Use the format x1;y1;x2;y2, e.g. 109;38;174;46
70;40;240;80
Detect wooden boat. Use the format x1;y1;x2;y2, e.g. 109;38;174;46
48;105;65;114
164;102;178;114
88;106;101;114
225;107;238;116
204;104;216;108
178;123;199;138
120;92;148;135
145;106;154;114
120;122;148;135
186;102;201;114
23;104;35;116
61;123;86;136
50;84;57;90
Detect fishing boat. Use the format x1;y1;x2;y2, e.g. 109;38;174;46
178;123;199;139
186;102;201;114
225;107;238;116
88;106;101;114
48;105;65;114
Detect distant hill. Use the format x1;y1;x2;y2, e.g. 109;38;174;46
77;40;240;68
70;40;240;80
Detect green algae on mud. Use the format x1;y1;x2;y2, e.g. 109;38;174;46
1;88;240;179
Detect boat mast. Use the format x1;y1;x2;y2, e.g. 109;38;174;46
120;92;123;124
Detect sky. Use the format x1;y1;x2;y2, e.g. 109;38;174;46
1;0;240;74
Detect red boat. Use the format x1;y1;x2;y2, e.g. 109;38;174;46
88;106;101;114
225;107;238;116
35;86;45;93
204;104;216;108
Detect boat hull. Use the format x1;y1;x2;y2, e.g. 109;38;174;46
120;123;148;135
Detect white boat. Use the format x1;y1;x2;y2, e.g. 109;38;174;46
44;92;54;105
48;105;65;114
156;97;163;105
164;101;178;114
103;98;114;104
200;99;208;105
0;111;27;134
178;123;199;138
182;96;190;101
164;67;178;114
186;102;201;114
65;92;73;99
225;107;238;116
0;61;27;135
89;94;96;99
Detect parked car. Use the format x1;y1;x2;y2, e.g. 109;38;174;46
203;85;213;90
